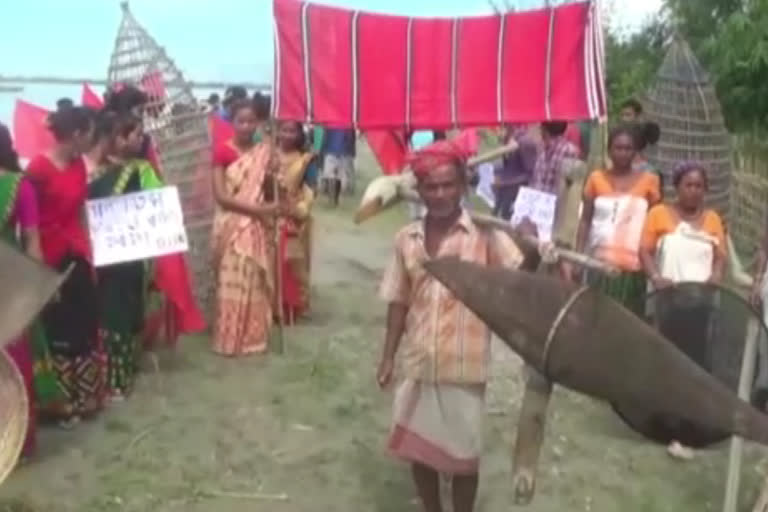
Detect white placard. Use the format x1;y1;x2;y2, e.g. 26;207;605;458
475;162;496;209
510;186;557;242
86;186;189;267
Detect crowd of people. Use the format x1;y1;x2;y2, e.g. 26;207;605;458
0;82;368;467
0;85;211;460
208;86;358;207
0;81;754;512
373;98;736;512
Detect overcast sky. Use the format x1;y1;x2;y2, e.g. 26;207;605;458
0;0;662;124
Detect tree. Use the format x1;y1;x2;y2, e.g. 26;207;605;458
663;0;768;132
603;18;667;117
700;0;768;132
664;0;742;63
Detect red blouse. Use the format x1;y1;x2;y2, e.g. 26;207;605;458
212;141;241;169
26;154;91;267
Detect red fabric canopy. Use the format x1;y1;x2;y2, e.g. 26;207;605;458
273;0;606;129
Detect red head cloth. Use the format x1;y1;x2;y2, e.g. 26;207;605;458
408;129;479;176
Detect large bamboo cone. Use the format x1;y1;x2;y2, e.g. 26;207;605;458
423;257;768;445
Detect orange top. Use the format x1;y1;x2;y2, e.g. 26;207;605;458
583;169;662;205
583;170;662;271
641;204;725;255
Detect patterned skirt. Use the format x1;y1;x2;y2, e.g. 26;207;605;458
97;261;144;396
40;255;105;419
588;270;647;316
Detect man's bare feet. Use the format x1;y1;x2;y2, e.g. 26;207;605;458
512;469;536;505
667;440;694;461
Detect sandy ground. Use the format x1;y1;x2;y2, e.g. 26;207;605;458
2;145;768;511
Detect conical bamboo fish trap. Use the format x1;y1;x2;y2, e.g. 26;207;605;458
729;137;768;268
0;351;26;486
108;2;214;316
644;38;732;223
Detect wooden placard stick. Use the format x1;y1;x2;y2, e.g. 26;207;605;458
467;211;616;274
504;158;592;504
512;367;553;504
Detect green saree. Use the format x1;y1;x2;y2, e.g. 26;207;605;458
0;173;61;406
89;160;163;396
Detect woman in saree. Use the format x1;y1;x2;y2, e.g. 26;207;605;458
639;162;726;460
90;110;204;396
640;162;725;290
566;125;662;314
88;112;154;400
26;106;105;426
211;100;277;356
0;124;57;455
274;120;315;322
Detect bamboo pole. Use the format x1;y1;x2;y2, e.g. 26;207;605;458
0;74;270;92
270;140;285;354
723;317;760;512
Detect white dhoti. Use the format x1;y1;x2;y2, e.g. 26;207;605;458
388;379;486;475
322;154;355;192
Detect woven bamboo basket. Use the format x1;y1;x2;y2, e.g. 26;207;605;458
643;38;732;223
107;2;215;318
728;137;768;268
0;350;27;486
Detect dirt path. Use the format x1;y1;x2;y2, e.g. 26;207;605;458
2;160;767;511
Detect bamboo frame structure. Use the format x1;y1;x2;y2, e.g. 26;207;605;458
107;2;216;316
644;38;732;222
0;74;268;91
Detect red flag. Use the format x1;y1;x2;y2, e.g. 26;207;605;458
13;100;54;160
141;253;206;349
81;83;104;109
154;254;206;333
364;130;408;175
140;71;167;101
208;113;235;148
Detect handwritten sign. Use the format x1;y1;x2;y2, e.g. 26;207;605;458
510;186;557;242
86;186;189;267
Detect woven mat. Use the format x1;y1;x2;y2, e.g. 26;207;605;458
0;349;27;485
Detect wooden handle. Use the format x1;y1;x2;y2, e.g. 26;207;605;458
469;212;615;273
467;141;519;168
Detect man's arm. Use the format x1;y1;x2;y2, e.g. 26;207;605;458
377;240;411;387
382;303;408;362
